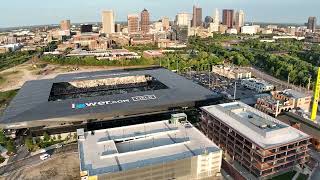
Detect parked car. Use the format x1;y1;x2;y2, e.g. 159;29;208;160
40;153;50;160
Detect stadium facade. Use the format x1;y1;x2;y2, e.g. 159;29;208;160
0;68;221;135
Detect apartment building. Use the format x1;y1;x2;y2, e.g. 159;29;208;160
255;89;311;117
199;102;310;179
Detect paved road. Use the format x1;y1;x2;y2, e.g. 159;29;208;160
309;149;320;180
310;165;320;180
0;143;78;176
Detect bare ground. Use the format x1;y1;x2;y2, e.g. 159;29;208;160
0;60;153;92
1;153;80;180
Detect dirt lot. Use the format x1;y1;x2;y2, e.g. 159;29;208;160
1;153;80;180
0;60;153;92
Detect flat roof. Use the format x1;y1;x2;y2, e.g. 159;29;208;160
201;102;310;149
78;120;221;176
242;78;273;87
280;89;309;99
0;68;220;129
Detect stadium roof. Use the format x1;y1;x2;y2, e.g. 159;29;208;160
0;68;220;129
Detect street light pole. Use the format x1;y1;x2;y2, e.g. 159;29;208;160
176;60;179;74
234;82;237;100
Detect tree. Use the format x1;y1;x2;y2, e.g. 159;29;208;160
25;137;34;151
6;139;16;153
73;133;77;140
0;129;7;145
57;134;62;140
43;132;50;142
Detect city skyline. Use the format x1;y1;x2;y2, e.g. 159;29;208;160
1;0;320;28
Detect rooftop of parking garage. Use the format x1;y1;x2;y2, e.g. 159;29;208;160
77;120;222;176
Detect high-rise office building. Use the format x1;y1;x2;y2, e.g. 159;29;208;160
307;16;317;32
192;5;202;27
162;17;170;31
235;10;245;29
213;9;220;25
140;9;150;33
175;13;191;27
128;14;139;34
102;10;115;34
222;9;234;28
60;20;71;31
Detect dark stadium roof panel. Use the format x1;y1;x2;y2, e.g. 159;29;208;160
0;68;221;129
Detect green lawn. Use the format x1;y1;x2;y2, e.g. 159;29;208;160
271;171;297;180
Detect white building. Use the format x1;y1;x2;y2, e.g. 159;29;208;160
77;114;222;180
241;78;274;93
175;13;191;27
226;28;238;34
209;23;219;33
241;25;259;35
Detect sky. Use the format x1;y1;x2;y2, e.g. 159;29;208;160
0;0;319;28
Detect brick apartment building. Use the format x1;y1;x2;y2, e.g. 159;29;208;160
199;102;311;179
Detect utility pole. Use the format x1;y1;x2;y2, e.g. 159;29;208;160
287;74;290;89
234;82;237;100
176;60;179;73
208;66;211;88
307;75;311;93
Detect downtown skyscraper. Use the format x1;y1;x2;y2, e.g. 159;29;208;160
192;5;202;27
140;9;150;33
235;10;245;30
222;9;234;28
102;10;115;34
128;14;139;34
307;16;317;32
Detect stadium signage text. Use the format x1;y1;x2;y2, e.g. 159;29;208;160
72;95;157;109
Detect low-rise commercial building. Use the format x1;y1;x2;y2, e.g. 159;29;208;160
143;50;164;58
241;78;274;93
255;90;311;117
212;66;251;80
78;114;222;180
199;102;310;179
67;49;140;60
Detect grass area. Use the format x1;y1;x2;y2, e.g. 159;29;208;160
0;51;36;71
271;171;297;180
0;89;18;114
297;173;309;180
0;76;5;86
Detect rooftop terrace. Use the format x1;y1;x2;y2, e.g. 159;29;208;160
78;119;221;176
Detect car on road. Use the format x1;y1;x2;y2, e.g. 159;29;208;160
40;153;51;160
56;144;63;148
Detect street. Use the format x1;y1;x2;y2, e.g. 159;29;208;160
0;143;78;176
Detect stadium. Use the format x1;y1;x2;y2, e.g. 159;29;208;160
0;67;222;136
